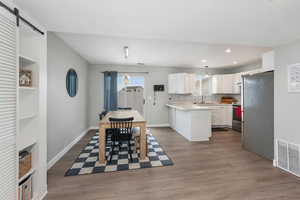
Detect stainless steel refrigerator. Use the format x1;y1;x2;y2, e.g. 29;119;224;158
242;71;274;160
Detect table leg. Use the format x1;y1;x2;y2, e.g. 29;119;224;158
99;126;106;164
139;123;147;160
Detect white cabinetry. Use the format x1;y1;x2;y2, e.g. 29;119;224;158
167;106;212;141
232;73;242;94
168;74;176;94
0;5;47;200
212;74;235;94
18;20;47;200
211;105;232;127
211;75;222;94
168;107;176;129
168;73;195;94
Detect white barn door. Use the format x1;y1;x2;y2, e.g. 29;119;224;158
0;7;17;200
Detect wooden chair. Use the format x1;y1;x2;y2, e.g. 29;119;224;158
99;111;114;144
108;117;134;163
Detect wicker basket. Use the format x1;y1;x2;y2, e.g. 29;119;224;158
19;152;32;178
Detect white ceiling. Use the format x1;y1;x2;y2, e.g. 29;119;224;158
15;0;300;67
56;32;269;68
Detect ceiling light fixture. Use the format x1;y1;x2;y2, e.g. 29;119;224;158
204;66;210;78
233;61;238;65
124;46;129;59
201;59;207;63
225;48;231;53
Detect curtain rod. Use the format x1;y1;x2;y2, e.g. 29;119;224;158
0;1;44;35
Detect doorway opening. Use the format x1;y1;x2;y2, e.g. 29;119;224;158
117;73;146;116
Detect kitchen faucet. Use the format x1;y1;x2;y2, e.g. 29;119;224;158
201;96;205;104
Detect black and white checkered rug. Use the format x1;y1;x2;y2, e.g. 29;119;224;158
65;131;173;176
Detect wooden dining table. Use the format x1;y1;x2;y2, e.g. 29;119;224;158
98;110;147;164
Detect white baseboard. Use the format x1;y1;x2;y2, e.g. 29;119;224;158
147;124;170;128
47;128;90;170
89;126;98;130
273;159;277;167
36;190;47;200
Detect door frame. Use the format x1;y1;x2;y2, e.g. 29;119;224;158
117;72;148;119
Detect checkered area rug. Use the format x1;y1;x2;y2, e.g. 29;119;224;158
65;131;173;176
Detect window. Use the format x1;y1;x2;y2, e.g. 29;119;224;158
66;69;78;97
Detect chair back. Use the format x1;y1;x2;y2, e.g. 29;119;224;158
117;107;132;110
99;110;108;120
109;117;134;136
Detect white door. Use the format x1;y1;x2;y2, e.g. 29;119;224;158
0;7;17;200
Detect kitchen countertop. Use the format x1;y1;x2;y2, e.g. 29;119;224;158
166;103;233;111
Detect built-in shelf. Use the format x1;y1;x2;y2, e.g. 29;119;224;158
17;15;46;200
19;86;37;91
20;113;37;120
19;168;35;183
18;140;37;152
19;55;37;66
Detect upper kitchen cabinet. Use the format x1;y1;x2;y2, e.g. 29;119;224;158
168;73;195;94
212;74;235;94
262;51;275;71
232;73;242;94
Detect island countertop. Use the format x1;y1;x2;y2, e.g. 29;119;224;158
166;103;232;111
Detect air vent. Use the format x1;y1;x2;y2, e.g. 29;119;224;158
276;140;300;176
277;140;288;170
288;143;300;175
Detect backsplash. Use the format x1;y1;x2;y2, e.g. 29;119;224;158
168;94;241;104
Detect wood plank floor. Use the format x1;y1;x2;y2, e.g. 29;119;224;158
46;128;300;200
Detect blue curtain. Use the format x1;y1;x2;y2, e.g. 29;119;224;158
104;71;118;111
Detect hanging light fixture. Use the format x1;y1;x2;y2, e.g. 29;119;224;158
204;66;210;78
123;74;130;85
124;46;129;59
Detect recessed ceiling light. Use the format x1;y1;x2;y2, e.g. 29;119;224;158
137;62;145;65
233;61;238;65
225;48;231;53
201;59;207;63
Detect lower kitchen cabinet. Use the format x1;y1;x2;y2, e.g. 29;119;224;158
211;105;232;127
167;105;212;141
169;105;232;131
168;107;176;129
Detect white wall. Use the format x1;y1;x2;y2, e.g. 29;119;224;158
222;60;262;74
274;40;300;145
47;32;89;163
88;64;206;127
88;63;260;127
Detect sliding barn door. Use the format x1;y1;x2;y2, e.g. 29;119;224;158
0;7;17;200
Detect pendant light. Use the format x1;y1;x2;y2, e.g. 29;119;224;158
124;46;129;59
204;66;210;78
123;74;130;85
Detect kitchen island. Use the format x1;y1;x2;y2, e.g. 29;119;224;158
166;103;213;142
